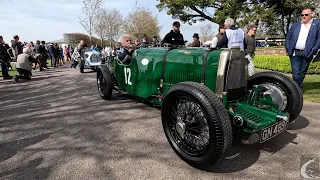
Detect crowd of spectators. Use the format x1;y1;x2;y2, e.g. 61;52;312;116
0;34;76;81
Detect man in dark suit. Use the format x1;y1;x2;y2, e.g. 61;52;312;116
285;7;320;89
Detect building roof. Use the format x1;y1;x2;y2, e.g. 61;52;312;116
49;39;65;43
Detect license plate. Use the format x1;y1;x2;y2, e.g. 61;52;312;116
260;119;289;143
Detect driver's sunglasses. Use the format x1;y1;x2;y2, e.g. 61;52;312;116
300;14;309;17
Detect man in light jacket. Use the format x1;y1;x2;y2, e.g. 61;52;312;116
14;48;37;82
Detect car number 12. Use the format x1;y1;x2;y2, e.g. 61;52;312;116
124;67;132;85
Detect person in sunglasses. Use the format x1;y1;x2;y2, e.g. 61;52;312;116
285;7;320;90
244;24;257;76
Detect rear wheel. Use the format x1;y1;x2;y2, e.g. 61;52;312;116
161;82;233;171
247;71;303;122
97;68;113;100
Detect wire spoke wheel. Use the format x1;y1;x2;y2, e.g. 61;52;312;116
169;97;210;156
161;82;232;171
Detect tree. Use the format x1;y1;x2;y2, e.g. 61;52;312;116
156;0;317;38
78;0;104;45
93;8;123;46
260;0;317;37
103;8;124;44
123;2;161;41
200;24;214;42
94;9;108;45
156;0;248;25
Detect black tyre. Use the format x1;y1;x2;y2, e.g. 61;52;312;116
161;82;233;171
79;60;84;73
97;68;113;100
247;71;303;122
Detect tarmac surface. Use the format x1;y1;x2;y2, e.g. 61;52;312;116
0;65;319;180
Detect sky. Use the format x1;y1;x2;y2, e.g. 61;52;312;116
0;0;218;44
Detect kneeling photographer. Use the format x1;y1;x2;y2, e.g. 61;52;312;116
14;48;37;82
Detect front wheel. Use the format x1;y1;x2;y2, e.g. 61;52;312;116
161;82;233;171
97;68;113;100
247;71;303;122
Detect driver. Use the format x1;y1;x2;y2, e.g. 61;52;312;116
117;34;136;65
161;21;185;46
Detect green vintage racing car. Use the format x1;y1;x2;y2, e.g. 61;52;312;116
96;45;303;171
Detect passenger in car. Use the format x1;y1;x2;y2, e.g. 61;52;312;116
188;33;201;47
117;34;136;65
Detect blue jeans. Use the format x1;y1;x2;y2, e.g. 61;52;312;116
290;51;313;89
0;61;10;77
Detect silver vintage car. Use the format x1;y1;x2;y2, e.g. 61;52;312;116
79;50;103;73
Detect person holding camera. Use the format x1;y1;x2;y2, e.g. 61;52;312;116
14;47;37;82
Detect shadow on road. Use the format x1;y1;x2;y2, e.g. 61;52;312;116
0;66;317;179
287;115;310;130
0;133;52;162
0;157;51;180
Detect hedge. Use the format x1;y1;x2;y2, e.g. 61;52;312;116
253;55;320;74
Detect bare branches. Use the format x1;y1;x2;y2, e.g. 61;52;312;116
78;0;104;44
200;24;214;42
123;3;161;41
93;8;124;45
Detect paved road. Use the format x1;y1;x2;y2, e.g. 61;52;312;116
0;66;319;180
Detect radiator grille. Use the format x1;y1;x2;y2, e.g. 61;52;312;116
166;69;202;84
232;105;264;123
90;54;101;63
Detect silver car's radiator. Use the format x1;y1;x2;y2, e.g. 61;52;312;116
90;54;100;63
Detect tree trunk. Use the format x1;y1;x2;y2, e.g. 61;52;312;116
284;14;292;38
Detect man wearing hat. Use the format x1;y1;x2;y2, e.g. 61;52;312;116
161;21;185;46
188;33;201;47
